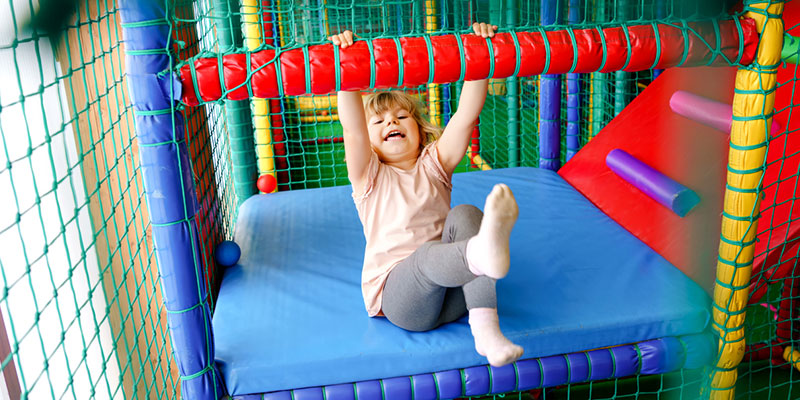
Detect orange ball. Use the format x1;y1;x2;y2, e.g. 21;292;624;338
257;174;277;193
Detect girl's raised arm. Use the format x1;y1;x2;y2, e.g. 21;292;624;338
331;31;372;193
436;23;498;176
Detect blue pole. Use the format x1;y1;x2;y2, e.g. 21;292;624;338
566;0;582;161
119;1;224;399
539;0;561;170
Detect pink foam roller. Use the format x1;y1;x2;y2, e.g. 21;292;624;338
669;90;781;134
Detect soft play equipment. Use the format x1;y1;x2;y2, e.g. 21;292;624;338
215;168;712;395
179;18;757;104
559;66;737;293
117;0;795;398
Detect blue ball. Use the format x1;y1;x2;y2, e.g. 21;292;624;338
215;240;241;267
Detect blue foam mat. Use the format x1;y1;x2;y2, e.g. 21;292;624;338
213;167;711;395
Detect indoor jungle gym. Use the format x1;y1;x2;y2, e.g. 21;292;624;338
0;0;799;399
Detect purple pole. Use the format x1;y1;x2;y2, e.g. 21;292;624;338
606;149;701;217
539;0;561;170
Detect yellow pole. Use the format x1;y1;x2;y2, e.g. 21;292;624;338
468;151;492;171
243;0;277;192
425;0;441;127
708;2;784;399
783;346;800;372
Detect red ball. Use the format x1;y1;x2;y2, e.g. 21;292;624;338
257;174;277;193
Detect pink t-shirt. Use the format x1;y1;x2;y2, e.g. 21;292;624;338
352;143;453;316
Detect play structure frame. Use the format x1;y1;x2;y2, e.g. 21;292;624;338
118;0;794;399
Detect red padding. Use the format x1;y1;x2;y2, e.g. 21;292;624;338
180;18;758;105
748;0;800;303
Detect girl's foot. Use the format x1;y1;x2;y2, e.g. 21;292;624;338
466;184;519;279
469;308;524;367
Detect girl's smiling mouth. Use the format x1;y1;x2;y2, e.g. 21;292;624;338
384;130;406;141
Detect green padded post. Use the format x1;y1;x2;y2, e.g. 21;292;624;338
591;1;609;138
504;0;520;168
213;0;258;206
614;0;631;116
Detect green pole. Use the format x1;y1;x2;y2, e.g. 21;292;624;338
504;0;519;167
590;1;607;138
614;0;631;116
414;1;424;34
213;0;258;206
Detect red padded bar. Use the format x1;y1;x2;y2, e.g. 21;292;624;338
544;30;579;74
280;50;306;96
462;34;491;80
400;37;431;87
489;34;518;79
600;26;631;72
180;18;757;105
431;35;462;83
373;38;401;88
251;50;278;98
182;57;222;105
308;44;336;94
339;41;372;91
223;53;249;101
515;31;548;76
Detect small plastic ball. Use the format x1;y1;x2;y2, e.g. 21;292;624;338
215;241;241;267
257;174;277;193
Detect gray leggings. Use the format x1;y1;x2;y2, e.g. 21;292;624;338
381;204;497;332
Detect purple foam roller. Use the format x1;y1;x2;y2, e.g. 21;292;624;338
606;149;700;217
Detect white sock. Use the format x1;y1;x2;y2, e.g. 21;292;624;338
468;307;523;367
466;184;518;279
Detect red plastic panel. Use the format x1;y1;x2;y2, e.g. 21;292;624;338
749;0;800;302
180;19;758;105
559;66;737;293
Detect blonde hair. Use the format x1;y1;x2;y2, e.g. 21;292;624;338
363;91;442;148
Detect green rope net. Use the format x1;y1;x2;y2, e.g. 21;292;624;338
0;0;798;398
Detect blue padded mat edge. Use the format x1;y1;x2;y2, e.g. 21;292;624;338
214;167;711;395
232;332;715;400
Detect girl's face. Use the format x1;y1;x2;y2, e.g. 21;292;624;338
367;106;421;164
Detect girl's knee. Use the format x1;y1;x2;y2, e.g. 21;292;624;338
449;204;482;221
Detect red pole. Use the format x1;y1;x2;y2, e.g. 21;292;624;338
470;118;480;168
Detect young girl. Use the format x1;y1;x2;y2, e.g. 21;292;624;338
330;23;523;367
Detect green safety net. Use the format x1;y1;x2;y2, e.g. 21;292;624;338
0;0;799;398
0;0;179;399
